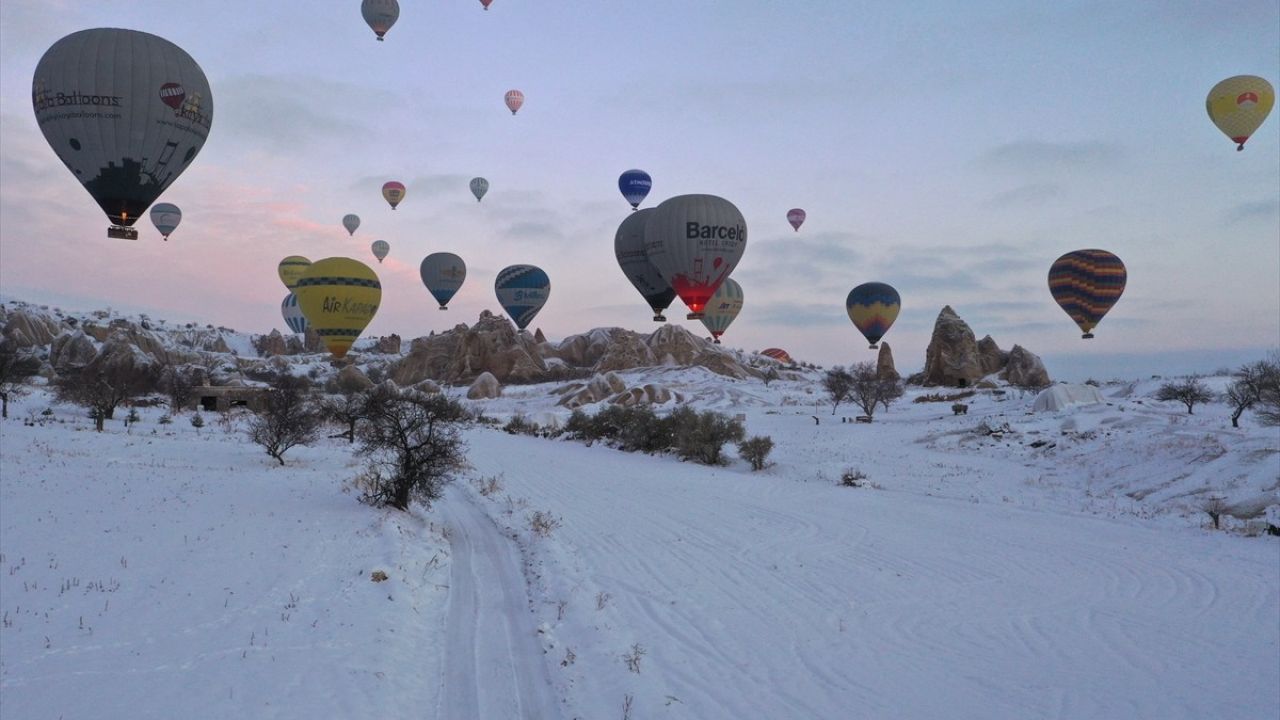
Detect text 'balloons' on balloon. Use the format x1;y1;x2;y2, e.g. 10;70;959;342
760;348;794;365
420;252;467;310
278;255;312;291
618;169;652;211
33;28;213;239
382;181;405;209
699;278;744;344
504;90;524;115
371;240;390;263
787;208;806;232
1207;75;1275;151
470;177;489;202
361;0;399;41
1048;249;1126;339
846;282;901;349
342;214;360;236
614;208;676;321
644;194;748;319
495;264;550;330
281;293;308;335
150;203;182;240
293;257;381;359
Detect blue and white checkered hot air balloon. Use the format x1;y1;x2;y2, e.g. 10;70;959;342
494;264;550;331
281;293;308;335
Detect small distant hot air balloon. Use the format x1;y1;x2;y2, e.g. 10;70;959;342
495;264;549;330
1048;249;1126;339
618;169;652;211
278;255;312;291
382;181;405;209
281;293;308;335
1206;76;1275;151
470;177;489;202
760;348;794;365
504;90;524;115
150;203;182;240
786;208;806;232
293;257;381;359
371;240;390;263
615;209;676;321
361;0;399;41
32;29;213;239
644;194;748;319
699;278;744;344
480;0;493;9
342;214;360;236
420;252;467;310
846;282;901;349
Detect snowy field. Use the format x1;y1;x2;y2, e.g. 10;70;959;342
1;371;1277;719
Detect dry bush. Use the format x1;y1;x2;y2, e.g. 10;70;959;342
738;435;774;471
529;510;562;538
914;390;976;404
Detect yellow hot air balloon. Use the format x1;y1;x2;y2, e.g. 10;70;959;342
1207;75;1274;151
278;255;312;291
292;257;382;359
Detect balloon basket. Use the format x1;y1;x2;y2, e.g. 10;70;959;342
686;312;705;320
1082;333;1095;339
868;343;878;349
438;306;448;311
107;225;138;240
652;314;666;322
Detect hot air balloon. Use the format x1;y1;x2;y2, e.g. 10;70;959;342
480;0;493;9
420;252;467;310
371;240;390;263
292;257;381;359
361;0;399;41
150;203;182;240
495;264;549;330
618;169;652;211
760;348;794;365
1207;75;1275;151
1048;249;1126;339
281;293;308;335
614;209;676;321
786;208;806;232
278;255;312;291
644;194;748;319
382;181;405;209
846;282;900;349
342;214;360;236
504;90;524;115
699;278;743;344
470;177;489;202
32;29;213;240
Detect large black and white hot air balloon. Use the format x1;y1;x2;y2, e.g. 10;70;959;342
32;29;213;240
643;194;747;319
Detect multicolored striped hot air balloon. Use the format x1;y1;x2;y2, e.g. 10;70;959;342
292;257;381;359
281;293;307;335
699;278;743;344
786;208;806;232
361;0;399;41
1048;249;1126;339
644;194;748;319
277;255;312;291
1206;75;1274;151
495;264;549;330
504;90;524;115
371;240;390;263
382;181;405;209
760;348;794;365
420;252;466;310
846;282;901;349
615;208;676;321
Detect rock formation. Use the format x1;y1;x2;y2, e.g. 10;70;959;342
922;306;984;386
3;309;64;348
876;342;899;382
1000;344;1050;388
977;335;1006;376
49;330;98;372
467;371;502;399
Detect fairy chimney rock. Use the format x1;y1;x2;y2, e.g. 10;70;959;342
922;306;984;387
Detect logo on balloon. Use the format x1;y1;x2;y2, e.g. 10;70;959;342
159;82;185;110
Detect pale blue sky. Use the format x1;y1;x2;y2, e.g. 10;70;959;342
2;1;1277;377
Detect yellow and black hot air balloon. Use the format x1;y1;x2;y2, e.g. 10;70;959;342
1048;249;1126;339
846;282;900;349
1207;75;1274;151
277;255;312;291
292;257;381;358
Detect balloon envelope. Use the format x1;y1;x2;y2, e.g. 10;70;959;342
281;293;308;335
1206;75;1275;150
846;282;901;348
361;0;399;40
420;252;467;309
618;169;652;210
761;348;794;365
504;90;524;115
1048;249;1126;339
371;240;390;263
150;203;182;239
293;257;381;359
614;209;676;321
699;278;744;344
32;29;213;236
787;208;806;231
644;194;748;318
495;264;549;330
480;0;493;8
470;177;489;202
342;214;360;236
382;181;405;209
278;255;312;291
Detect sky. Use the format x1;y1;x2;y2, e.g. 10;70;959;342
1;1;1278;379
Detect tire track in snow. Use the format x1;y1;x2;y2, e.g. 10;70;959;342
437;488;561;720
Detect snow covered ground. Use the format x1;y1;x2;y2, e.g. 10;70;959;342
1;371;1277;719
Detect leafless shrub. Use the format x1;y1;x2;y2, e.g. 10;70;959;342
1202;495;1227;530
737;435;774;471
0;339;41;419
246;372;319;465
529;510;562;538
839;469;867;488
914;390;976;404
474;475;504;497
622;694;634;720
621;643;646;674
356;381;470;511
596;591;612;610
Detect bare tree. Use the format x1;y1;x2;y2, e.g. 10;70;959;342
355;382;470;511
1155;377;1214;415
158;363;205;414
1223;358;1280;427
55;362;160;431
848;361;904;419
320;391;369;443
822;366;854;415
246;372;319;465
0;339;41;419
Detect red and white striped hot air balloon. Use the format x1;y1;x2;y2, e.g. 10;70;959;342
504;89;524;115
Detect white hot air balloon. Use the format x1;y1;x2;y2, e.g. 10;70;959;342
615;208;676;321
699;278;744;344
150;203;182;240
371;240;390;263
342;214;360;236
361;0;400;41
281;293;308;335
469;177;489;202
643;194;747;319
420;252;467;309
